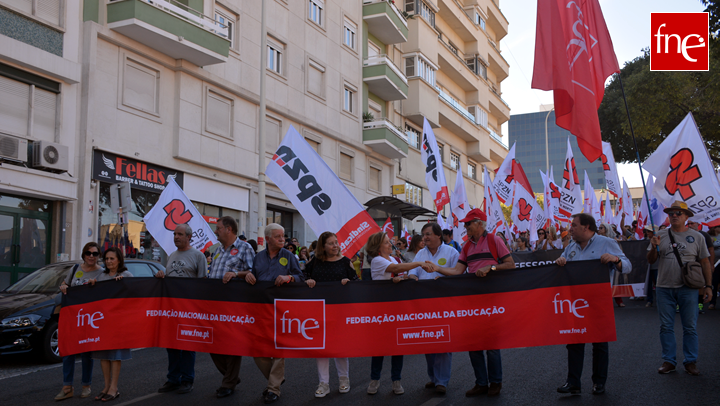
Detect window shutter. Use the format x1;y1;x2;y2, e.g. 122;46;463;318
308;64;323;97
340;153;352;179
265;117;280;152
123;63;157;113
206;91;232;138
36;0;61;26
0;76;30;137
33;87;57;140
369;167;380;191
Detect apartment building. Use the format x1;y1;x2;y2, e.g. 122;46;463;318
0;0;509;286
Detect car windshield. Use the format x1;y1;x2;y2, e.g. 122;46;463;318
3;263;75;294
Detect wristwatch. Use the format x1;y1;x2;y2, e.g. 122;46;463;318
490;265;497;272
705;285;714;289
614;257;621;265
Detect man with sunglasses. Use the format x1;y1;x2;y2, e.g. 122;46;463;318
432;209;514;398
647;201;713;376
555;213;631;396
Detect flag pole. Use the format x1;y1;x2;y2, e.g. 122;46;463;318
617;75;655;230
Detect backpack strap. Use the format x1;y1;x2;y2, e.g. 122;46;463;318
486;233;499;263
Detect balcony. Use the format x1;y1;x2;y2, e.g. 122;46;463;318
488;128;509;162
364;55;408;101
487;39;509;81
487;0;508;41
437;86;481;142
488;84;510;124
107;0;230;67
404;78;440;128
363;118;409;159
437;0;477;43
437;36;478;91
363;0;408;45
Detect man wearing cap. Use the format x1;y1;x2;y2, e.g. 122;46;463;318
432;208;514;397
643;226;660;308
647;201;713;376
555;213;631;396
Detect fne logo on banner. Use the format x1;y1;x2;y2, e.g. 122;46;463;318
651;13;709;71
274;299;325;350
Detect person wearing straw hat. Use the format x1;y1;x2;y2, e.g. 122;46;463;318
647;201;713;376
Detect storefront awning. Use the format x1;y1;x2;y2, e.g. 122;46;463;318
364;196;437;220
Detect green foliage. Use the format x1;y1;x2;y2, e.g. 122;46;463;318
598;42;720;164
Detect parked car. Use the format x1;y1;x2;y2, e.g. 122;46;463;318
0;259;165;363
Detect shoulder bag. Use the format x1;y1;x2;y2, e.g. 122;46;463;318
667;229;705;289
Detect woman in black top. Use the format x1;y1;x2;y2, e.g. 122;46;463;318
304;231;357;398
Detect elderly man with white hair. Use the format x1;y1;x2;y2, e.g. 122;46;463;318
245;223;305;404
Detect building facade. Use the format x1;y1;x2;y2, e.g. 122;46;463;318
0;0;509;289
509;108;604;194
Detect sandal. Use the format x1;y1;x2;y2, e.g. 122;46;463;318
101;392;120;402
94;393;107;401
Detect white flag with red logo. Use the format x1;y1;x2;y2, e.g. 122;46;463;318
643;112;720;227
402;225;410;241
614;179;634;226
511;181;538;242
421;118;450;210
450;169;469;245
590;187;602;225
583;170;593;214
143;177;218;256
644;176;667;227
381;217;395;240
559;139;583;220
544;166;565;225
492;142;516;204
602;192;613;225
484;166;505;235
601;142;622;197
266;126;380;258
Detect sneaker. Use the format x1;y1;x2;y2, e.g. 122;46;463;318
466;384;489;397
488;382;502;396
367;380;379;395
392;380;404;395
315;382;330;398
684;362;700;376
658;362;676;374
338;377;350;394
157;382;179;393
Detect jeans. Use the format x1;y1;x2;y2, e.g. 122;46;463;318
62;352;94;386
646;269;658;304
167;349;195;384
425;353;452;386
656;286;699;365
566;343;608;388
370;355;403;381
469;350;502;386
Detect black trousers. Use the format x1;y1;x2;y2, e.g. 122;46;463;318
566;342;608;388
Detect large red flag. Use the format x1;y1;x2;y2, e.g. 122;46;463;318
531;0;620;162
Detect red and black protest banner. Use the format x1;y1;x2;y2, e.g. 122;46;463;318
60;261;617;358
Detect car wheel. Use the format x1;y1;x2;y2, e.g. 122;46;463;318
42;320;62;363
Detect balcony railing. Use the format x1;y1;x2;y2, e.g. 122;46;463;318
363;118;409;144
436;86;476;124
438;36;479;79
489;129;508;149
111;0;228;38
487;38;510;67
364;54;408;85
489;84;510;108
362;0;407;26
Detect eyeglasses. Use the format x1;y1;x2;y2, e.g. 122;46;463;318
667;211;685;217
84;251;100;257
464;220;478;227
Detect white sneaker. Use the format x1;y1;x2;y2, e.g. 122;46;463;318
339;377;350;394
392;380;404;395
367;380;380;395
315;382;330;398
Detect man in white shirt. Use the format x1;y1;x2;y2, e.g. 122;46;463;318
408;223;459;395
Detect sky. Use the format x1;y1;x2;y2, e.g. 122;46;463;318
499;0;707;188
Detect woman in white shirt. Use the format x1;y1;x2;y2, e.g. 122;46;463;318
364;232;434;396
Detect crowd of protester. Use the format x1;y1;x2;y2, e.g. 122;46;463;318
57;201;718;402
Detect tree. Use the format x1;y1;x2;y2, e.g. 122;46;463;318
598;44;720;164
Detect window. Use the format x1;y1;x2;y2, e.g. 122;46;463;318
475;12;486;30
405;124;420;149
215;6;236;50
368;41;381;57
122;58;160;116
339;152;353;181
479;62;487;80
205;89;233;139
306;138;319;153
267;39;284;75
343;86;355;114
4;0;63;27
404;0;414;13
465;57;476;73
369;165;381;192
450;152;460;171
367;99;382;120
418;0;435;27
468;162;477;180
307;59;325;98
437;143;444;162
308;0;323;26
0;66;59;140
405;182;423;206
343;19;356;49
265;116;281;153
404;54;436;86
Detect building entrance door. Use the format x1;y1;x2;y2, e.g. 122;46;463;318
0;195;52;289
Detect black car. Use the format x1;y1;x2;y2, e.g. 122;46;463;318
0;260;165;363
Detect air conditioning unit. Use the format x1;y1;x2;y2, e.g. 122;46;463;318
0;134;28;163
31;141;69;173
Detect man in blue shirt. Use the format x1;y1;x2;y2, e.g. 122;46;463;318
442;229;461;252
245;223;304;404
555;213;631;396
